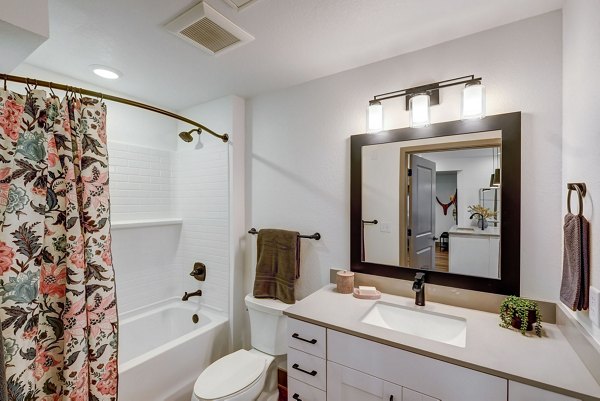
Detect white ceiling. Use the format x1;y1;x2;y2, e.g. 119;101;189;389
25;0;563;110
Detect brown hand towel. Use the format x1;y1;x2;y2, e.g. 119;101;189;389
253;229;300;304
560;213;590;311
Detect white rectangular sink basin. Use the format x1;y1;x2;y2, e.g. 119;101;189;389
361;302;467;347
456;227;475;232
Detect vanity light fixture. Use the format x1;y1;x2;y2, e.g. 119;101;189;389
461;80;486;120
366;75;483;132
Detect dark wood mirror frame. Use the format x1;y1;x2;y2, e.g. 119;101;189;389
350;112;521;295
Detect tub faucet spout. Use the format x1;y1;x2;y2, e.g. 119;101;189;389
182;290;202;301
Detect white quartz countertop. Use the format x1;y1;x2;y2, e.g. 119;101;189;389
284;285;600;401
449;225;500;236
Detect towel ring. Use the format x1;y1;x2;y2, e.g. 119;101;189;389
567;183;586;216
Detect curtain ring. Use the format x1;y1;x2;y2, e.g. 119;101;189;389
25;78;32;93
33;79;38;89
2;74;7;91
48;82;57;97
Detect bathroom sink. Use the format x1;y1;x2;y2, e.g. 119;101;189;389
455;227;476;232
360;302;467;347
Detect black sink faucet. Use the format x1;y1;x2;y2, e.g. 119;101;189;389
182;290;202;301
412;272;426;306
469;212;486;230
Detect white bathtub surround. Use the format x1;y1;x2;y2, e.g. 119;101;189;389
172;144;230;313
108;141;175;221
119;299;229;401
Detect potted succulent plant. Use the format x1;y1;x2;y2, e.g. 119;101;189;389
499;296;542;337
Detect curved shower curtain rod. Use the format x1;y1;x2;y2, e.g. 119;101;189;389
1;73;229;143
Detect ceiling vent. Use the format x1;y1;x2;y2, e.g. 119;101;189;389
221;0;263;11
166;1;254;56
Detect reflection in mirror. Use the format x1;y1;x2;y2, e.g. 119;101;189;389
361;132;502;279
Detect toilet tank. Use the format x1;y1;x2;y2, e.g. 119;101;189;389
245;294;289;355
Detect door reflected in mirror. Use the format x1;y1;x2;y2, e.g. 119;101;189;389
361;132;502;279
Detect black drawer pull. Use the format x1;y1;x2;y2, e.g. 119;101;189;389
292;363;317;376
292;333;317;344
390;396;393;401
293;394;302;401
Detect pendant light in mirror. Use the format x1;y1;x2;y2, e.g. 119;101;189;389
409;93;430;128
490;147;501;187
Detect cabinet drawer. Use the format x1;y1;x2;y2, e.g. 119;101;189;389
288;378;326;401
288;319;327;359
287;348;326;391
288;318;326;358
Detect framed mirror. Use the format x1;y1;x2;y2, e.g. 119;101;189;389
350;112;521;295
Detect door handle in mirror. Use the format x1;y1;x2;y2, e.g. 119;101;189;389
432;236;439;241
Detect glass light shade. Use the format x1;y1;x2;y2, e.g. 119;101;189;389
461;82;486;119
368;102;383;133
409;94;430;128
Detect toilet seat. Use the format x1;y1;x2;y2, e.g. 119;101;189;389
193;350;268;400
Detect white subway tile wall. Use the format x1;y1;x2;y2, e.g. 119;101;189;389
172;143;230;313
108;141;230;314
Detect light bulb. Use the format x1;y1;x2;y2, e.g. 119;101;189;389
409;93;430;128
461;82;486;119
367;101;383;133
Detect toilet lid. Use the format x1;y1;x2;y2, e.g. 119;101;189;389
194;350;267;400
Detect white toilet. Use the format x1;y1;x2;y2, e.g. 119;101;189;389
191;294;289;401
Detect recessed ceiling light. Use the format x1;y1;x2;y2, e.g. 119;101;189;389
91;65;121;80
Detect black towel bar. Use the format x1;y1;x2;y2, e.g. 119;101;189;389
567;182;586;216
248;227;321;240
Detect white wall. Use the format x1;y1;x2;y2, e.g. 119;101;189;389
0;0;48;71
247;11;562;301
563;0;600;343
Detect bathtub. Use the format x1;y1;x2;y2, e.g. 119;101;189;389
118;298;229;401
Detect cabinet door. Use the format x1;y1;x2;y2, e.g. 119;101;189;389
402;387;440;401
288;378;326;401
327;361;384;401
509;381;581;401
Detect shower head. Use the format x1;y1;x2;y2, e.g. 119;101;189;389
179;128;201;143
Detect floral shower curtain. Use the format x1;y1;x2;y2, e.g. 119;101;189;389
0;89;118;400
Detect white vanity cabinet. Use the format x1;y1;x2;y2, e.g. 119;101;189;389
286;318;581;401
327;329;504;401
448;228;500;278
508;381;581;401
